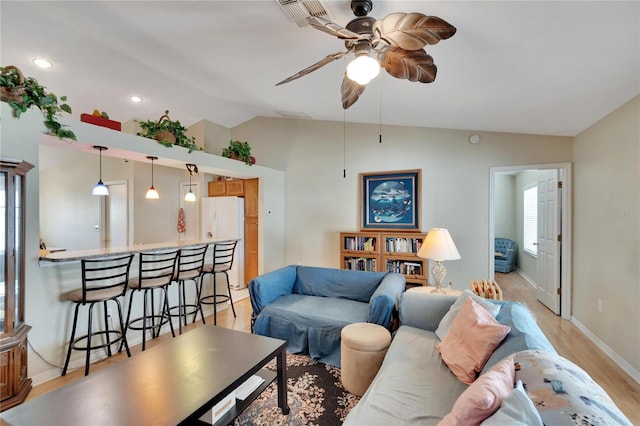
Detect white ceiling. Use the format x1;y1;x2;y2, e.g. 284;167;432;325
2;1;638;137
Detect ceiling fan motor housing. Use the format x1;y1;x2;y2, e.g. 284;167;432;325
351;0;373;17
345;16;376;35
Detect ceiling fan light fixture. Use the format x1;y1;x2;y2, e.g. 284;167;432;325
347;53;380;85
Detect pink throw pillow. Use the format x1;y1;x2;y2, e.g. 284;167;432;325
439;357;515;426
436;297;511;384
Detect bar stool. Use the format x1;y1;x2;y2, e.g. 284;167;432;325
199;240;238;325
123;249;180;351
168;244;208;334
61;253;134;376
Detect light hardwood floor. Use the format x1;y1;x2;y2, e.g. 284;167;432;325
496;271;640;424
26;277;639;424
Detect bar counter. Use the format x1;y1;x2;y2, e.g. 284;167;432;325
39;238;233;263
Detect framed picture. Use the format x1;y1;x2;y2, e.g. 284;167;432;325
360;169;421;231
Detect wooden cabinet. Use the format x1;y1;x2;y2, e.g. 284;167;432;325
340;231;428;287
208;179;244;197
243;178;259;285
1;159;33;411
207;178;259;286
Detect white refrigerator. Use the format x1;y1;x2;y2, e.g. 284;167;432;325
201;196;245;289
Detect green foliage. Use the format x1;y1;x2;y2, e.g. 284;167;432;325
222;140;252;165
1;65;76;140
136;110;202;153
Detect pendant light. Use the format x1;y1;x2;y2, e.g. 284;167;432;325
184;163;197;202
91;146;109;196
145;156;159;199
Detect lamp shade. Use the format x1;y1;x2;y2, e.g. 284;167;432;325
417;228;461;261
92;180;109;196
184;190;196;202
347;54;380;85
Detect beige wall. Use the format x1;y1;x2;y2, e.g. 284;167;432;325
573;96;640;373
232;117;573;287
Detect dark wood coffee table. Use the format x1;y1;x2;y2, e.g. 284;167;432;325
2;326;289;425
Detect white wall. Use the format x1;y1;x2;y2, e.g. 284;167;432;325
2;104;285;382
232;117;573;287
573;96;640;374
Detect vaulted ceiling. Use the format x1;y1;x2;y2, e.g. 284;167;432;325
2;1;638;137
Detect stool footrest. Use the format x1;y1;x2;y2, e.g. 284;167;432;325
200;294;230;305
70;330;126;352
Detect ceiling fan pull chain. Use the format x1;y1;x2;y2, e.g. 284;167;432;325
379;71;383;143
343;108;347;178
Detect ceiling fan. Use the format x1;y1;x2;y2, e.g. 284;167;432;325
276;0;456;109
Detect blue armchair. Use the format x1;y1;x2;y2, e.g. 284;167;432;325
249;265;405;367
495;238;516;273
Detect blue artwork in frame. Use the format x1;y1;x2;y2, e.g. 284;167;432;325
360;169;421;231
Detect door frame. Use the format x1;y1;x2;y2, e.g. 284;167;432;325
489;162;572;320
100;179;130;248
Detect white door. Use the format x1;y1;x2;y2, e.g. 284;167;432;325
102;181;128;249
536;170;561;314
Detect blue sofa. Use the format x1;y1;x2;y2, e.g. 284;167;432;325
344;291;631;425
249;265;405;367
495;237;516;273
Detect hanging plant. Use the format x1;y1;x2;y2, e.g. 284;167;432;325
0;65;76;140
137;110;201;153
221;139;253;165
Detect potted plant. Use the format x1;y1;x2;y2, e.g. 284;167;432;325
221;140;253;165
1;65;76;140
137;110;201;153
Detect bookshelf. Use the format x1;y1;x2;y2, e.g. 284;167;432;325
340;231;428;287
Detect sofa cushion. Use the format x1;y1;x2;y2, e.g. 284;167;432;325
513;350;632;426
253;294;370;366
480;380;543;426
482;302;556;373
439;356;515;426
293;266;385;302
435;290;501;340
437;298;511;384
343;326;468;426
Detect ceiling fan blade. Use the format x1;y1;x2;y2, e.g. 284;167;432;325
307;16;364;40
276;51;348;86
341;74;366;109
382;47;437;83
374;12;457;51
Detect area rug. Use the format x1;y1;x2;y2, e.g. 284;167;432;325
234;353;361;426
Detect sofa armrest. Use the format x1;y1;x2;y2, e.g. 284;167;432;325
368;272;405;327
248;265;297;315
399;291;458;331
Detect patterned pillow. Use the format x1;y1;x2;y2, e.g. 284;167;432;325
513;350;632;426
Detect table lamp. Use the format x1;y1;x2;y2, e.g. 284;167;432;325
417;228;461;293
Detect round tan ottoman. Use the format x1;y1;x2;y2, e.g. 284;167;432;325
340;322;391;396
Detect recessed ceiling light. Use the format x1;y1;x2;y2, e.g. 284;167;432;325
130;95;143;103
33;58;52;69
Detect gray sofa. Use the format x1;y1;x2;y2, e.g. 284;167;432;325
249;265;405;367
344;291;632;425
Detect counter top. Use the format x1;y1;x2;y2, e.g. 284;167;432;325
39;239;238;263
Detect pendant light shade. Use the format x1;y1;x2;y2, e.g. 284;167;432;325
92;146;109;196
145;156;159;199
184;163;198;202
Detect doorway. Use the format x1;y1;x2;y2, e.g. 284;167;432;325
489;163;572;320
100;180;128;249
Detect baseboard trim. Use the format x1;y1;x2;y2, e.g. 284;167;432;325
514;268;537;288
571;316;640;385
